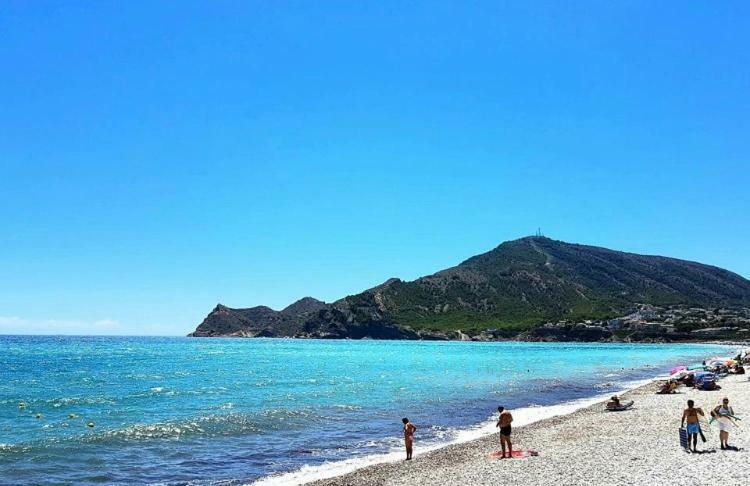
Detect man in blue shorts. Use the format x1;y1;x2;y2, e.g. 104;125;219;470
681;399;705;452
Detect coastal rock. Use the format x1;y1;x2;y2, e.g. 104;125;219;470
516;324;613;342
189;298;327;337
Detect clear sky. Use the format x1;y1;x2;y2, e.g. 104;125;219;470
1;1;748;335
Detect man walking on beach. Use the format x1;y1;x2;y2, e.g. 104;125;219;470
681;399;704;452
496;406;513;458
402;417;417;460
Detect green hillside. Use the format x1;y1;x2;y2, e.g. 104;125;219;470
341;237;750;333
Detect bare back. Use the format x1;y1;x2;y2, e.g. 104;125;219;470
499;411;512;428
404;423;416;439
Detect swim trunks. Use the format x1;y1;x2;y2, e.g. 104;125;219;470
500;425;511;436
686;423;699;434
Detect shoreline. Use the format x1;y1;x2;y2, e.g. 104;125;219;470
303;373;749;486
250;377;656;486
250;349;735;486
248;343;745;486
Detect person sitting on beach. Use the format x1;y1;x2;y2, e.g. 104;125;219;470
495;406;513;459
713;398;735;450
606;396;621;409
402;417;417;460
657;380;678;394
681;399;705;452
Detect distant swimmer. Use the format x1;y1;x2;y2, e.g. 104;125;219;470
681;399;705;452
496;406;513;458
402;417;417;460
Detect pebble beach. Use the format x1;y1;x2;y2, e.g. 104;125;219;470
312;373;749;486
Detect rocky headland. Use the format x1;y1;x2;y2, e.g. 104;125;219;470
189;237;750;342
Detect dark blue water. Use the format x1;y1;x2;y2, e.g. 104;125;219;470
0;336;730;485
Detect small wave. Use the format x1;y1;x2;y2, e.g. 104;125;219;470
331;404;361;411
2;408;321;455
79;410;309;444
33;396;118;407
0;443;30;454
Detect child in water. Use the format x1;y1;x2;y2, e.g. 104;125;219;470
402;417;417;460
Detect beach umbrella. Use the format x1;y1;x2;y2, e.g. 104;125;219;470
670;365;687;375
694;371;715;381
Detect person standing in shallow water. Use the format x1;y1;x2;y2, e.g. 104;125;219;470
402;417;417;460
496;406;513;458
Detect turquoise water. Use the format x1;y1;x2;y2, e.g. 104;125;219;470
0;336;731;485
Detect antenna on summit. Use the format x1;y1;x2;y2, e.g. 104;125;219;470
536;227;543;237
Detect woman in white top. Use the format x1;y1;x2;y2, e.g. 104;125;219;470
713;397;735;450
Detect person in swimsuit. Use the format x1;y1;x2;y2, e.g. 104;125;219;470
606;396;621;409
496;406;513;458
713;397;735;450
681;399;704;452
402;417;417;460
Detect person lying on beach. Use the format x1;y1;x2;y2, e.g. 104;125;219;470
496;406;513;458
606;396;621;409
696;379;721;391
402;417;416;460
712;398;735;450
681;399;705;452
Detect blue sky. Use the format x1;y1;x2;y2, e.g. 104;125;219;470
1;1;748;335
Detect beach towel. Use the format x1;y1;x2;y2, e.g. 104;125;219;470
490;449;539;459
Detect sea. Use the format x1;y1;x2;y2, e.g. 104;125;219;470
0;336;733;485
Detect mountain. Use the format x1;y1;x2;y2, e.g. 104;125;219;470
189;237;750;340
